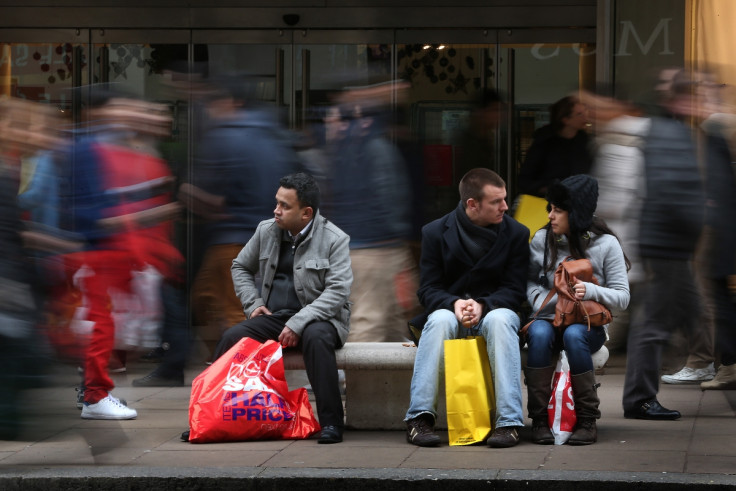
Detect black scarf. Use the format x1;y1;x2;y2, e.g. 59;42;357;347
453;201;499;262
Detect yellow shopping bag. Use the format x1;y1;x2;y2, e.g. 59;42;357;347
513;194;549;242
443;336;495;446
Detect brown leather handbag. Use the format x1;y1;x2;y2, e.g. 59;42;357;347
522;257;612;335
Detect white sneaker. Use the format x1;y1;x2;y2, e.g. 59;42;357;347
661;364;716;384
81;395;137;420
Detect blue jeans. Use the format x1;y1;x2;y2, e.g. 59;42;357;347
526;319;606;374
405;308;524;428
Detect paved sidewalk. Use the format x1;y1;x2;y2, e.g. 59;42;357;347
0;352;734;490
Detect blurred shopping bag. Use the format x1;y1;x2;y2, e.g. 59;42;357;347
69;263;164;351
444;335;495;446
513;194;549;242
188;338;321;443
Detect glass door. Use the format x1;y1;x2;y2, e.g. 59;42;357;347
192;30;295;127
394;30;500;223
293;30;394;127
497;29;597;201
0;29;89;113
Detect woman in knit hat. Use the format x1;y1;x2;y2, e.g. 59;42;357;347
524;174;631;445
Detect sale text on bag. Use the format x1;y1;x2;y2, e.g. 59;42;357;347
222;391;294;422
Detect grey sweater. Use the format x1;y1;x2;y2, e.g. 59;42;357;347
526;229;631;324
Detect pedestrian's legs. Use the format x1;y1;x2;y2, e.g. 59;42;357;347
347;246;419;342
685;228;716;369
156;281;190;377
191;245;247;357
405;309;458;423
478;308;523;428
301;321;343;428
711;277;736;366
623;258;697;410
81;251;134;404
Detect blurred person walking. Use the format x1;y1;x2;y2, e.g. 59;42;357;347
0;98;58;438
60;89;183;419
699;86;736;390
186;75;302;359
518;95;594;198
622;69;706;420
317;86;419;342
582;90;649;354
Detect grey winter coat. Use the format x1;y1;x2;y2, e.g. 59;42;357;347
526;230;630;323
231;212;353;344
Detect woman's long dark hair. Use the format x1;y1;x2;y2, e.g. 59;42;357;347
543;215;632;274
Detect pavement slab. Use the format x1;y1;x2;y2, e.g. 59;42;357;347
0;352;733;490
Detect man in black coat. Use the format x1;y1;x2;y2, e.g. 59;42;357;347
404;168;530;448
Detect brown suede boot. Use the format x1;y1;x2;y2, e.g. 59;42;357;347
701;364;736;390
568;370;600;445
524;366;555;445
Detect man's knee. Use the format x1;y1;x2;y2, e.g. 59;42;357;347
423;309;457;338
481;308;520;337
301;322;339;350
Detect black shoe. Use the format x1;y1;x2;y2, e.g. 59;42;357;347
487;426;521;448
132;371;185;387
624;400;681;420
180;430;190;442
140;346;165;363
406;414;441;447
317;425;343;444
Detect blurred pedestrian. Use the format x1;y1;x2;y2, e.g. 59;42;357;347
60;89;183;419
699;82;736;390
186;74;303;359
622;69;706;420
317;84;419;342
0;98;55;438
518;95;593;198
581;89;649;354
453;88;504;187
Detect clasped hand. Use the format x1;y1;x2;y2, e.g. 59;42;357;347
455;298;482;329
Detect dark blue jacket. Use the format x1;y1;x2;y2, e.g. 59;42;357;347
638;117;705;260
192;108;303;247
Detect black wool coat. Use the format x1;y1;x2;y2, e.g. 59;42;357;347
411;210;530;332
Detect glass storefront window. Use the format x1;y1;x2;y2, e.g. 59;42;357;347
0;42;86;110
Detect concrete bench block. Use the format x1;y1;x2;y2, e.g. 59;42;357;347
283;341;607;431
284;342;421;430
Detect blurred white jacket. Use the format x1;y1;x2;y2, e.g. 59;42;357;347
591;115;651;284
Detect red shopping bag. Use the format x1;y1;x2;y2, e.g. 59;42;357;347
547;351;576;445
188;338;321;443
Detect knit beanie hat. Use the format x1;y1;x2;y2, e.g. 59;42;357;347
546;174;599;232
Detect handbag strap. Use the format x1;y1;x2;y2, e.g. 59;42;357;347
520;287;556;335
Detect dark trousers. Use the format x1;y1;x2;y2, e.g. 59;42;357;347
157;282;190;376
214;315;344;428
711;277;736;366
623;257;701;411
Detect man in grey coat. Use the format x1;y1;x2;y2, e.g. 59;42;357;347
213;172;353;444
